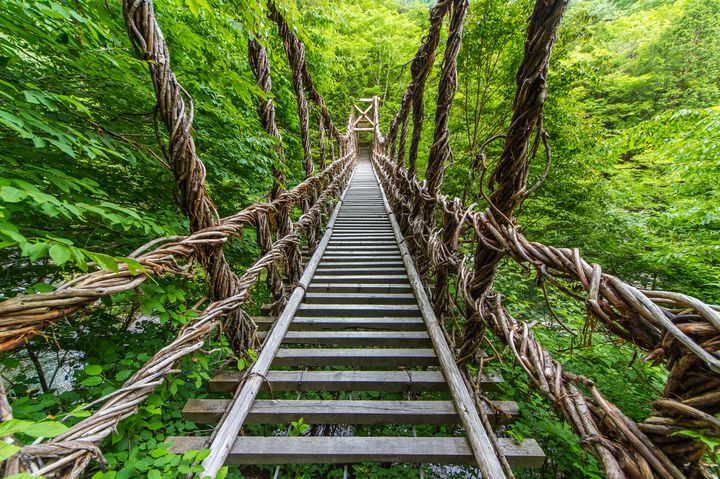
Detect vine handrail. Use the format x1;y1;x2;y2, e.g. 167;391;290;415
372;148;719;477
372;0;719;476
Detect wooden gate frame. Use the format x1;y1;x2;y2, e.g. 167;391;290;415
352;97;379;132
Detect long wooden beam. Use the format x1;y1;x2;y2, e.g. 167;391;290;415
197;158;358;478
376;163;508;479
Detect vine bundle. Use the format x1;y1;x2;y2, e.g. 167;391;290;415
376;0;719;477
0;0;718;477
1;0;357;476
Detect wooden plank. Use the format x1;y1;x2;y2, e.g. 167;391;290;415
295;303;420;317
312;261;405;269
169;436;545;468
184;399;520;425
307;283;413;294
330;234;395;238
255;316;425;332
185;399;456;425
377;164;509;478
197;162;358;477
257;331;432;347
314;267;407;275
304;292;416;304
324;245;399;251
259;316;425;332
320;253;402;259
272;348;439;367
209;370;504;393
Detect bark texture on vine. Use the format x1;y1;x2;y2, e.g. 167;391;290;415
461;0;569;366
372;0;718;474
122;0;256;354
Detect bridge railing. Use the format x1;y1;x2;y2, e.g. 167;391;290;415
368;0;719;475
372;114;719;479
4;141;358;477
1;0;361;475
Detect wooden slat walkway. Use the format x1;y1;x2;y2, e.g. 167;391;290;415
169;148;544;477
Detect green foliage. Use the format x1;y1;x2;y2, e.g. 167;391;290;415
438;0;719;476
1;0;718;477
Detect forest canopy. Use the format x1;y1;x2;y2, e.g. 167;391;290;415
0;0;718;477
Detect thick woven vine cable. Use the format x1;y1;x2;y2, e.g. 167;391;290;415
415;0;468;313
266;0;343;147
248;38;286;201
122;0;254;354
385;0;450;173
424;0;468;196
0;156;350;352
10;152;357;477
318;114;327;170
372;151;720;477
460;0;570;367
408;0;451;175
267;0;313;178
248;38;290;311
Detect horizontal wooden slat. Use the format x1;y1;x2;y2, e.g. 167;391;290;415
304;292;416;305
307;283;412;294
168;436;545;468
184;399;520;425
326;241;399;247
312;275;409;284
257;331;431;347
313;260;404;268
325;245;398;250
272;348;439;367
320;254;402;260
296;304;420;317
210;370;504;392
315;267;408;276
256;316;426;332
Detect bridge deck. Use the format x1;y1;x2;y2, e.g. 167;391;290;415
169;150;544;476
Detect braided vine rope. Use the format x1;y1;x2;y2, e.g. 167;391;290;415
373;149;719;478
372;0;717;473
10;152;357;477
248;39;286;201
386;0;451;174
248;38;291;313
460;0;570;365
268;0;313;178
0;156;351;352
122;0;254;354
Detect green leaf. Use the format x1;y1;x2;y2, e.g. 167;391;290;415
49;243;72;266
0;185;27;203
115;369;133;382
119;256;145;275
216;466;229;479
148;470;161;479
0;442;20;462
5;473;35;479
147;419;163;431
23;421;69;438
186;0;211;17
80;376;103;387
0;419;31;436
61;405;92;419
84;364;103;376
150;447;169;459
87;251;119;272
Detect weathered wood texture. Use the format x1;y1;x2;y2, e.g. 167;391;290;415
183;399;520;425
180;150;541;477
171;437;545;468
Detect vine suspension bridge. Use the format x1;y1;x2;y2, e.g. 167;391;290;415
1;0;718;478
